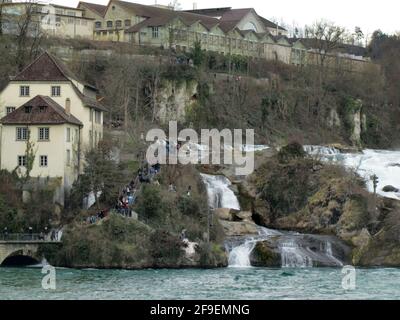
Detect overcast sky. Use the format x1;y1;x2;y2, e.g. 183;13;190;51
47;0;399;37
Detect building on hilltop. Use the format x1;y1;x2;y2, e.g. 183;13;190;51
76;1;369;69
0;1;94;39
184;7;287;36
0;51;106;204
0;1;371;70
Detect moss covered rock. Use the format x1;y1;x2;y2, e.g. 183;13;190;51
250;241;281;267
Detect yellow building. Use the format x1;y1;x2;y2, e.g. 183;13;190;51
0;1;94;39
76;1;370;69
79;0;291;61
0;52;106;204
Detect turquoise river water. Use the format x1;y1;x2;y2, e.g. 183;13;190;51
1;267;400;300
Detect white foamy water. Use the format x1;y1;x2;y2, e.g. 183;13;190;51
201;169;344;268
342;149;400;200
304;146;400;200
324;241;343;267
280;240;313;268
228;241;257;267
200;174;240;210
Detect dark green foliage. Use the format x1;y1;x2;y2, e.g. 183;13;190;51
191;40;204;67
161;64;196;83
177;195;202;217
260;158;316;220
136;184;164;223
0;170;56;233
149;229;184;266
68;140;124;210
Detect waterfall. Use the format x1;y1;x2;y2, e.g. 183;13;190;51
201;171;344;268
324;241;343;267
280;240;313;268
228;241;257;267
200;174;240;210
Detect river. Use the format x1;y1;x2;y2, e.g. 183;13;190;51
2;146;399;300
1;267;400;299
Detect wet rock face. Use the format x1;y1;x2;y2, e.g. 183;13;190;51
219;220;259;237
382;185;399;193
250;241;281;267
248;233;352;268
355;199;400;266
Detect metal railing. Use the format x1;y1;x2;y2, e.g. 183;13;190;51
0;233;60;242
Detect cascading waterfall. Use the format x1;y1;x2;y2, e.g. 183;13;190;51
200;174;240;210
279;240;313;268
228;241;257;267
227;227;283;268
201;162;345;268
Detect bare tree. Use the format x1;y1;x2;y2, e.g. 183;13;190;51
305;20;347;74
168;0;182;11
14;0;43;71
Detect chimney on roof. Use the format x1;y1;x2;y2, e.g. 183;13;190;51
65;98;71;115
193;2;197;10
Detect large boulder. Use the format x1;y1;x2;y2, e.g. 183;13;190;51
235;211;252;221
252;197;272;226
250;241;281;267
215;208;236;221
382;185;399;193
219;220;259;237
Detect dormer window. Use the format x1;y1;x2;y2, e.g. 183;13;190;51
24;106;32;113
39;106;47;113
6;107;16;114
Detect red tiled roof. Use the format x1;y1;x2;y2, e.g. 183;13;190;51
12;52;70;82
11;51;107;112
12;51;90;85
0;96;83;126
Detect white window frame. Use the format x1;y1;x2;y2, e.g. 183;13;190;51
151;26;159;39
51;86;61;97
20;86;30;97
39;155;48;167
38;127;50;141
16;127;29;141
18;155;27;167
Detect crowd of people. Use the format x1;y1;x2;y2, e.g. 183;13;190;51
114;161;162;217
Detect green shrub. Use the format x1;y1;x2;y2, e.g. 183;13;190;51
136;184;164;223
177;195;202;217
149;229;184;265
